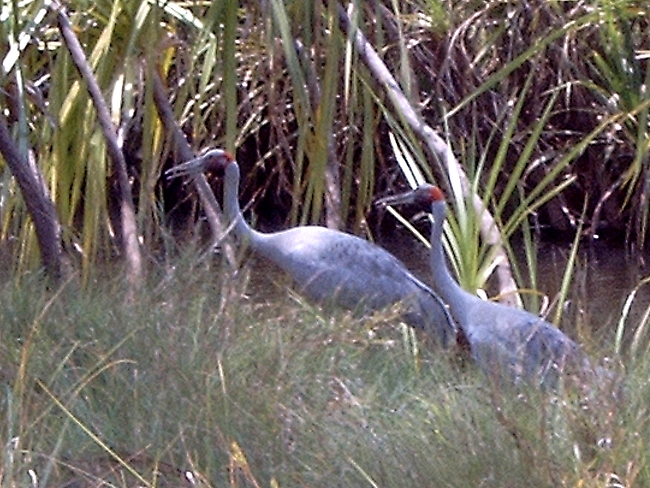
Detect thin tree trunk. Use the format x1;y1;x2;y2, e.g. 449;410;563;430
151;70;237;269
0;114;63;280
295;40;342;230
54;1;142;292
337;2;519;306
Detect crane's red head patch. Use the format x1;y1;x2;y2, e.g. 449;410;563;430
428;186;445;202
200;149;235;170
415;184;445;204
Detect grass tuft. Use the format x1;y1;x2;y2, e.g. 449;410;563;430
0;253;645;487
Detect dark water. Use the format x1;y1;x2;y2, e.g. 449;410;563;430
534;241;650;331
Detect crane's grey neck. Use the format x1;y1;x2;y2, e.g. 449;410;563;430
223;162;262;244
429;201;475;326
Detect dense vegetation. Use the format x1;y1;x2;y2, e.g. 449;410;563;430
0;0;649;486
0;257;640;487
0;0;649;278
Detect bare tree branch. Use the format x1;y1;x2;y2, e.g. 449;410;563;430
53;1;142;291
337;2;519;305
295;39;342;230
151;70;237;268
0;113;63;280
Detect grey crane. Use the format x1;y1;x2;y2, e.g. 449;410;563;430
379;184;596;388
165;149;457;348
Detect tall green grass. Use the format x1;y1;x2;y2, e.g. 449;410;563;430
2;0;648;280
0;253;642;487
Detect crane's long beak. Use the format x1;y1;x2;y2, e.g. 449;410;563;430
375;188;419;207
165;149;231;180
165;155;210;180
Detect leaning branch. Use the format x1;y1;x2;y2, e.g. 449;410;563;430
151;70;237;268
337;3;518;305
54;1;142;292
295;39;342;230
0;113;63;281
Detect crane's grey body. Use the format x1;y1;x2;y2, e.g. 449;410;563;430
384;184;592;387
445;284;582;387
166;151;457;347
251;225;453;335
429;191;592;387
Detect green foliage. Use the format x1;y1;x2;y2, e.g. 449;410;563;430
376;0;647;326
0;256;638;487
584;0;650;246
0;0;648;297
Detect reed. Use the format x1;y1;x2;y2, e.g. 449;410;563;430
1;0;647;277
0;252;639;487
